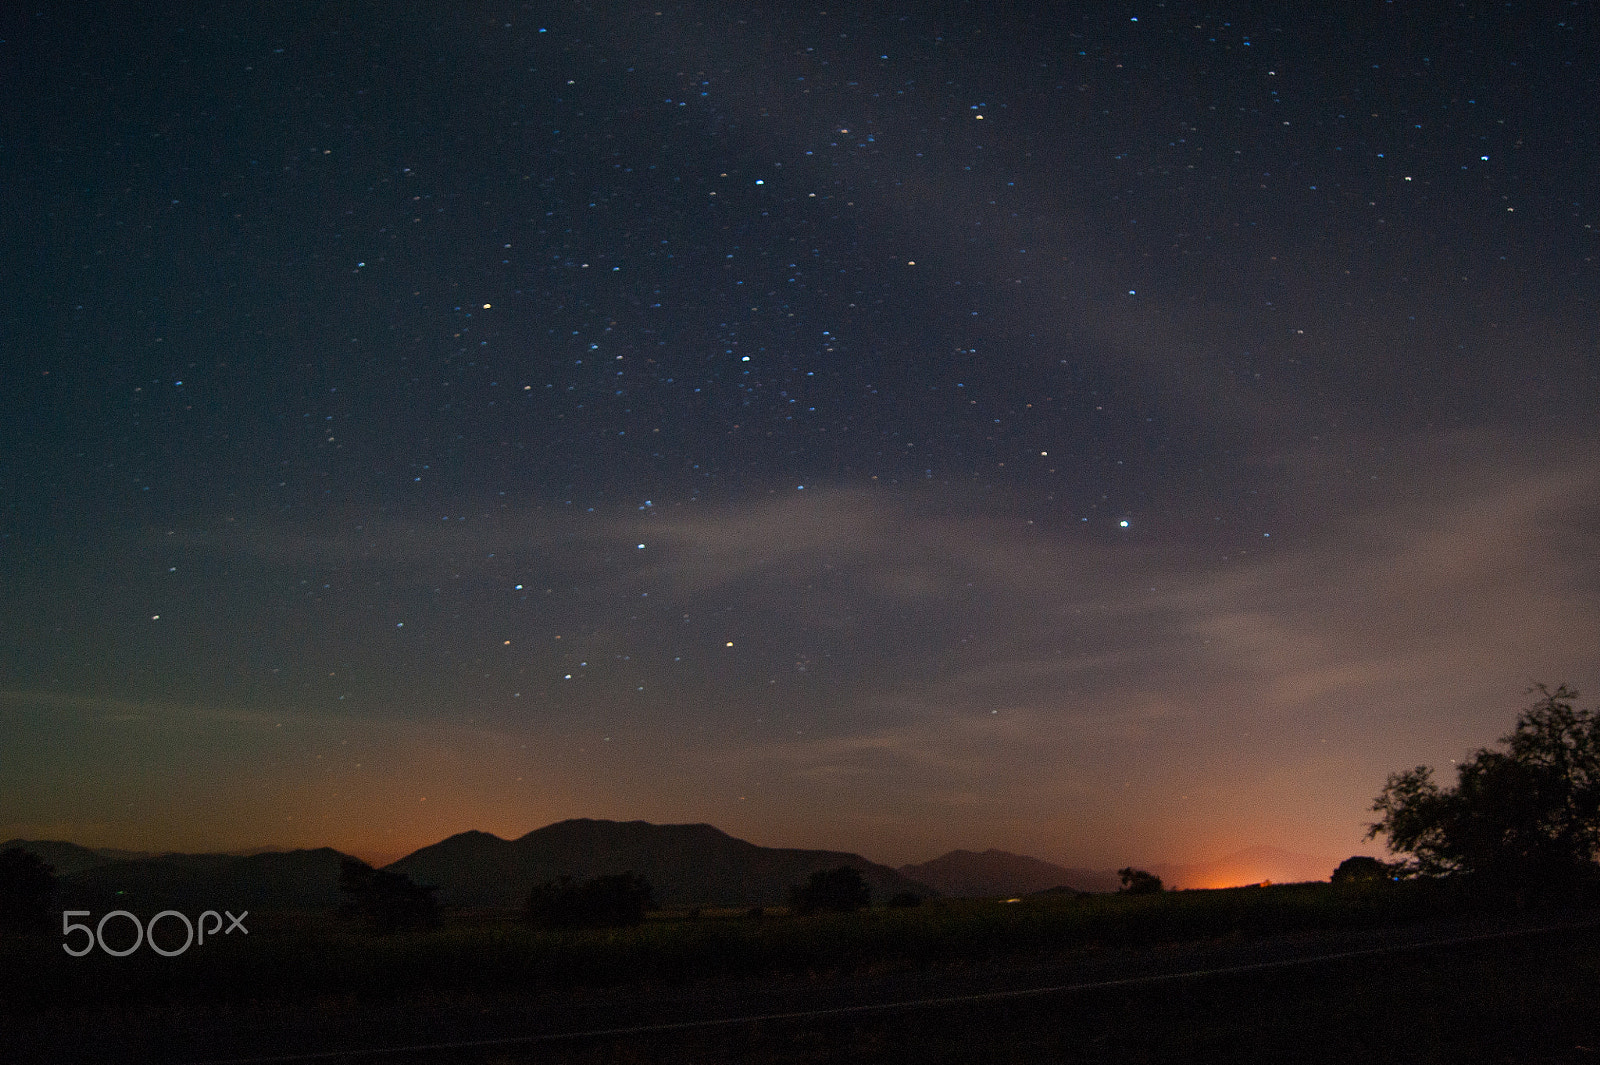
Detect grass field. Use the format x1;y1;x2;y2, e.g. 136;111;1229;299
471;919;1600;1065
0;879;1472;1011
5;880;1599;1062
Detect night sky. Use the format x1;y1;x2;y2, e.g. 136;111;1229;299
3;1;1596;874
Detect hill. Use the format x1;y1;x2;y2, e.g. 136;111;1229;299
0;839;154;876
50;848;355;912
900;849;1119;896
387;818;938;908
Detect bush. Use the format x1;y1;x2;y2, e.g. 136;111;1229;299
0;848;57;932
526;872;656;929
789;866;872;915
1118;867;1164;894
338;857;440;933
1331;856;1402;883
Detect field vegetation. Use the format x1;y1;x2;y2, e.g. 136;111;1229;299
0;875;1565;1019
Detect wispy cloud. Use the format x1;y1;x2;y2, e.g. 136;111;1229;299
58;430;1596;863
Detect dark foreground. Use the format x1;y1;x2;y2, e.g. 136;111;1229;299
9;909;1600;1064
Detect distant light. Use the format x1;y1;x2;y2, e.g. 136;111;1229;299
483;303;491;309
725;641;734;647
1120;520;1129;527
637;543;646;549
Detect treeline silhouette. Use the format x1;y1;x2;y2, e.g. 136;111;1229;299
334;860;906;933
526;872;656;928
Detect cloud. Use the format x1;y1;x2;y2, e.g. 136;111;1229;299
607;433;1600;857
90;431;1598;862
1162;435;1600;725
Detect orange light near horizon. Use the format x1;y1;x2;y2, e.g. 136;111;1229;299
1187;877;1274;891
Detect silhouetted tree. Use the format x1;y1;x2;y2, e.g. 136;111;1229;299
1117;867;1163;894
0;848;57;932
789;866;872;914
338;856;440;933
1368;684;1600;892
1331;855;1401;883
525;872;656;928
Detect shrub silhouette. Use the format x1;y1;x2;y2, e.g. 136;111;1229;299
1369;683;1600;894
338;856;440;933
0;848;57;932
1117;867;1164;894
1331;855;1400;883
525;872;656;928
789;865;871;914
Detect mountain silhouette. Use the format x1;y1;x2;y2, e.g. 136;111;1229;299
899;849;1119;896
40;847;354;912
387;818;937;908
0;838;153;877
4;832;1348;913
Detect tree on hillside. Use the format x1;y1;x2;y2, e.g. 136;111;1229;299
1331;855;1402;883
525;872;656;928
338;857;440;933
1368;684;1600;891
789;866;871;914
1117;867;1163;894
0;848;57;932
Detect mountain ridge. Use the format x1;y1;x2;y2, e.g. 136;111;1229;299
900;848;1120;896
902;845;1350;896
5;829;1354;910
388;818;937;908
